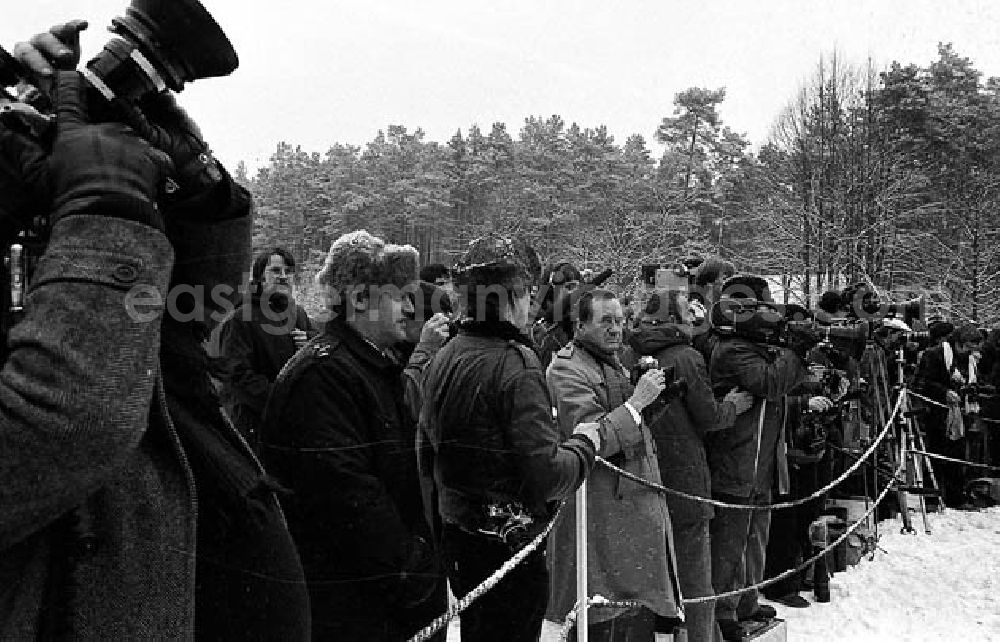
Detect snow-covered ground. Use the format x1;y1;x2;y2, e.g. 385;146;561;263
762;506;1000;641
447;507;1000;641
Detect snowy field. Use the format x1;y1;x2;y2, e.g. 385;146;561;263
446;507;1000;641
761;506;1000;641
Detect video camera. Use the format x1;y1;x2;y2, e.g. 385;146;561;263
640;261;698;294
841;284;924;327
709;295;822;352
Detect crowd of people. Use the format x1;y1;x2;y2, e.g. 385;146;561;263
2;17;998;642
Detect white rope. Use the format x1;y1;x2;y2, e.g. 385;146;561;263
908;390;948;409
555;466;901;639
908;449;1000;472
597;392;904;511
407;504;563;642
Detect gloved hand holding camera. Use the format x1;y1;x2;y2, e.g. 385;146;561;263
46;71;172;231
11;20;222;203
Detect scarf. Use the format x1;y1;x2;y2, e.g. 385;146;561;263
574;334;631;410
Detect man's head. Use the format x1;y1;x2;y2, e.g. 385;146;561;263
951;323;983;357
576;289;625;352
928;315;955;345
454;233;541;331
694;256;735;304
546;261;582;294
403;280;454;344
720;274;771;303
316;230;419;349
818;290;845;315
252;247;296;299
419;263;454;297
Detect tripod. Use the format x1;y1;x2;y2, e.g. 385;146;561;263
890;348;941;534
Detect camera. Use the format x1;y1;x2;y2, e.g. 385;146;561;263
0;0;237;117
842;284;924;326
790;408;836;462
813;320;870;361
710;297;817;348
640;262;694;293
630;357;688;412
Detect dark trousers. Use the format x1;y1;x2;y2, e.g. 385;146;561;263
310;582;447;641
762;462;828;598
925;418;968;507
672;519;721;642
710;489;771;622
442;524;548;642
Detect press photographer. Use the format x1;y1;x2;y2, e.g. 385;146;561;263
915;323;984;507
763;365;845;608
628;287;754;642
419;234;601;642
546;287;682;640
1;10;309;639
705;274;816;640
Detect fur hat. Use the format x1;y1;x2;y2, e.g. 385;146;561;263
453;233;541;286
316;230;418;291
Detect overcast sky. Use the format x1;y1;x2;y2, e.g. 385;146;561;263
5;1;1000;173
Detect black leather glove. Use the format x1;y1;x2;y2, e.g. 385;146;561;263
48;71;173;229
0;113;49;240
117;92;223;201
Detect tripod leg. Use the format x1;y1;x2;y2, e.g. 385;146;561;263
910;412;942;504
898;432;915;534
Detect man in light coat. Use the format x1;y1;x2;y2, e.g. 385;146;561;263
546;288;683;640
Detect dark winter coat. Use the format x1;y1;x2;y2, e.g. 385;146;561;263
0;178;309;639
418;321;596;536
259;318;444;637
914;342;970;441
707;337;807;497
630;323;738;522
218;294;313;446
544;341;682;624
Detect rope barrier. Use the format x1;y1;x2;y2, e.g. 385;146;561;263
407;505;563;642
907;390;948;409
406;386;957;640
557;598;645;641
908;449;1000;472
556;462;903;640
907;389;1000;421
596;392;903;511
683;461;902;604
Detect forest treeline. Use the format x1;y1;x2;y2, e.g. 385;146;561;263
241;44;1000;324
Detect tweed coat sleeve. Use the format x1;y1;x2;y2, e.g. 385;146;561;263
0;214;173;549
546;351;643;459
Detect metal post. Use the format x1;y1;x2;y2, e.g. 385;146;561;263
575;479;588;642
